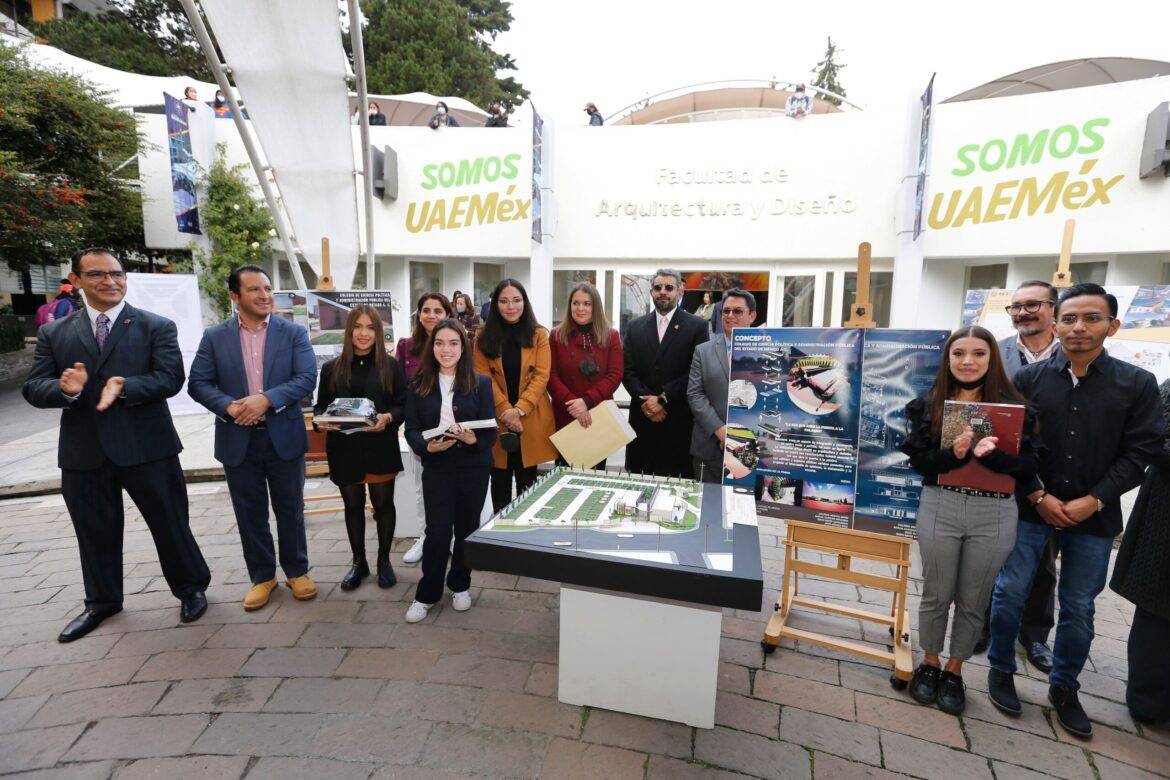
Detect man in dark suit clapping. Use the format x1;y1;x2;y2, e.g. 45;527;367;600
23;248;211;642
188;265;318;612
622;268;709;478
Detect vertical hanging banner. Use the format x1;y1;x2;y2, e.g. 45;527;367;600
725;327;949;538
852;329;949;537
164;93;201;234
724;328;864;529
531;105;544;243
912;73;936;241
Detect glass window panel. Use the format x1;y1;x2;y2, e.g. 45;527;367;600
472;263;503;310
822;272;835;327
964;264;1008;291
1070;261;1108;286
620;274;654;338
781;275;815;327
604;270;614;313
409;261;443;309
552;270;597;327
841;271;893;327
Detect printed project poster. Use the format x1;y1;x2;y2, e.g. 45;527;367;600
273;290;395;374
164;93;201;234
852;330;949;538
724;328;863;528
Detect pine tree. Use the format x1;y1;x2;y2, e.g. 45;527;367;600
810;37;847;106
362;0;528;111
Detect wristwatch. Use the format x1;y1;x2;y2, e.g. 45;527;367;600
1095;497;1104;513
657;394;668;406
517;407;527;418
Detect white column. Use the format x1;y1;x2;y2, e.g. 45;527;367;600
529;115;556;325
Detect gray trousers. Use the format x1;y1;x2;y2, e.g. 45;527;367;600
693;455;724;485
916;486;1018;660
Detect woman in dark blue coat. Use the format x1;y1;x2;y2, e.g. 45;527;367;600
404;319;496;623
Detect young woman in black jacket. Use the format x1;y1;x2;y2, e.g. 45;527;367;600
403;319;496;623
313;306;407;590
900;325;1041;716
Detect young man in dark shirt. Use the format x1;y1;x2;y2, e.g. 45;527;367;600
986;284;1164;738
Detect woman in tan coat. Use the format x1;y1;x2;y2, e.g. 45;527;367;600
473;279;557;512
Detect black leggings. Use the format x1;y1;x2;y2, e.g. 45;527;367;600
337;480;397;562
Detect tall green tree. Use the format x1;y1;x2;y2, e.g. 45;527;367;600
0;43;154;270
362;0;528;110
810;37;847;106
28;0;211;80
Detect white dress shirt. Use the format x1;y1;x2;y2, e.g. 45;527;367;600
84;299;127;337
655;306;677;341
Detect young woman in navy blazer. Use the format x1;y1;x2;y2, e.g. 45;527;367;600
403;319;496;623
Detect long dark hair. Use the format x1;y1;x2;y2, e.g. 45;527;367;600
929;325;1027;437
412;319;476;397
476;278;539;359
407;292;454;356
331;305;393;394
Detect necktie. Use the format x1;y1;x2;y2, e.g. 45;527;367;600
96;313;109;350
657;315;667;342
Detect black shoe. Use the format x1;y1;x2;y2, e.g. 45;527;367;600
1050;684;1092;738
377;556;396;588
987;668;1022;716
340;560;370;592
909;663;942;705
58;606;122;643
936;671;967;715
1023;641;1054;674
179;591;207;623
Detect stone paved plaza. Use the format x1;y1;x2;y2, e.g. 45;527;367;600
0;483;1167;779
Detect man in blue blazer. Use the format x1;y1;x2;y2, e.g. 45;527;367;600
188;265;318;611
23;248;211;641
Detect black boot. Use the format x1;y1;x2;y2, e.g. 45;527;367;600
371;481;397;588
1050;684;1092;738
988;668;1022;715
909;663;941;705
340;559;369;591
339;484;369;592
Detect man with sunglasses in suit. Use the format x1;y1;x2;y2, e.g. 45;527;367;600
23;248;211;641
622;269;709;478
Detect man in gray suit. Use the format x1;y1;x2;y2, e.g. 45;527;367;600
688;289;758;483
975;279;1063;670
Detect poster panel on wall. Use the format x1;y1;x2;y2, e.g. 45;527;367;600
852;329;949;537
724;328;864;529
272;289;395;375
964;285;1170;383
164;93;201;235
123;272;205;416
912;73;936;241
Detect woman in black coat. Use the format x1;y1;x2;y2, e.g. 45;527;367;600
1110;377;1170;725
313;306;407;591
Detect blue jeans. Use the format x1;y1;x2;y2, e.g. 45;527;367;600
988;520;1114;690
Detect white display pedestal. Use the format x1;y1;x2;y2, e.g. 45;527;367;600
558;584;722;728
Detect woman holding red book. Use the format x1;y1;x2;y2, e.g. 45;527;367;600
548;282;623;468
900;325;1041;717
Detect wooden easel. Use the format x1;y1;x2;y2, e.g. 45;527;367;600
760;241;915;689
1053;219;1075;289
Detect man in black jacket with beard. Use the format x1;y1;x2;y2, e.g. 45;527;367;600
622;268;709;478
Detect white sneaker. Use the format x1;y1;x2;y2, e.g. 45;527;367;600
403;535;425;565
451;590;472;612
405;600;430;623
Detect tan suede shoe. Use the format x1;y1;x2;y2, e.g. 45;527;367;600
286;574;318;601
243;579;277;611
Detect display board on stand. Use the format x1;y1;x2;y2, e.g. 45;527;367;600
124;272;204;416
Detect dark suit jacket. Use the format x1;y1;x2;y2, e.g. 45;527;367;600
188;315;317;467
404;373;497;471
622;307;709;434
23;304;184;470
313;354;407;485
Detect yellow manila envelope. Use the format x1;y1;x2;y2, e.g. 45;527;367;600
549;399;637;468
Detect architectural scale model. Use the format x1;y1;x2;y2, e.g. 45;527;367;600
489;466;701;532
